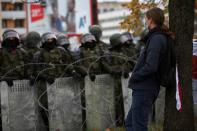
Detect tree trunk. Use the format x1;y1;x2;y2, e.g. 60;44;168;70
164;0;195;131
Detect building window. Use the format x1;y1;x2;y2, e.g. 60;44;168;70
2;19;15;28
15;19;25;27
103;9;108;13
2;3;14;11
2;19;25;28
2;20;7;28
14;3;24;11
2;2;24;11
110;8;114;12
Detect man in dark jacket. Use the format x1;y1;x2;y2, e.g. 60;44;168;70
125;7;169;131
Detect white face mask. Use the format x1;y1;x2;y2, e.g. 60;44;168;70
143;18;148;30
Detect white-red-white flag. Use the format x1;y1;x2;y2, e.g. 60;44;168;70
193;41;197;105
176;66;182;112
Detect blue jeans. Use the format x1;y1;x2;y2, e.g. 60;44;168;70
125;89;159;131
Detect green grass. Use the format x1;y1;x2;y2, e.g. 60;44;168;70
85;123;163;131
148;122;163;131
106;122;163;131
86;121;197;131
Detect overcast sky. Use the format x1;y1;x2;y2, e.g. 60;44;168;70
98;0;131;2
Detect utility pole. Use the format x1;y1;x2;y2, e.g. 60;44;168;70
0;0;2;36
92;0;98;24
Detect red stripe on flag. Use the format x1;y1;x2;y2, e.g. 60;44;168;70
178;82;182;112
193;56;197;79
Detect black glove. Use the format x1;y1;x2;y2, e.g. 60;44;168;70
37;75;45;81
72;70;83;80
6;79;14;87
123;72;130;79
111;70;122;77
29;76;36;86
89;74;96;81
46;76;55;85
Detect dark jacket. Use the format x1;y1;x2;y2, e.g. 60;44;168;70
128;27;168;90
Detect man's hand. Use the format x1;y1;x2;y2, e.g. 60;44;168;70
29;76;36;86
46;76;55;85
89;74;96;81
123;72;130;79
6;79;14;87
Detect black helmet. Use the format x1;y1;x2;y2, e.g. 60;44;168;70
81;33;96;44
80;33;96;48
41;32;57;46
120;32;133;44
89;25;102;41
26;31;41;48
2;29;20;47
41;32;57;49
56;34;70;46
19;33;27;45
110;33;121;48
41;32;57;43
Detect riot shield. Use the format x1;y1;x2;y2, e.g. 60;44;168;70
47;77;82;131
1;80;38;131
193;79;197;116
121;76;132;119
155;86;165;122
85;74;116;131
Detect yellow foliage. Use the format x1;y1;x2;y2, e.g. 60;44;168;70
120;0;168;36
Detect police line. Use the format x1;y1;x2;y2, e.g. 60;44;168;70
0;75;131;131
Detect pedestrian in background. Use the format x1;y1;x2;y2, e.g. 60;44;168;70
125;7;173;131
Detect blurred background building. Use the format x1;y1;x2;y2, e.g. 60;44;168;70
0;0;196;40
98;1;129;43
0;0;27;35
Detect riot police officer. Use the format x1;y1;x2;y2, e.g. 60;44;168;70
0;29;26;86
104;33;133;126
120;32;139;71
89;25;109;55
77;33;107;81
35;32;63;84
24;31;41;84
34;32;63;130
56;33;75;77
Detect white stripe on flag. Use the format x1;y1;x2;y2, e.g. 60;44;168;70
176;66;182;111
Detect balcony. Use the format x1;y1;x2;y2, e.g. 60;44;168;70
1;0;22;2
2;11;26;19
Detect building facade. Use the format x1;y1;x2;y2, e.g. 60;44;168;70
0;0;27;35
98;1;129;43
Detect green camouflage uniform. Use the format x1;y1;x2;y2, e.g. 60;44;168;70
56;34;75;77
34;32;64;130
89;25;110;55
0;48;26;80
77;34;108;81
23;31;41;80
0;30;26;86
103;33;130;126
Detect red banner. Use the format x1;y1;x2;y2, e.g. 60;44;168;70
193;42;197;79
30;4;44;22
193;56;197;79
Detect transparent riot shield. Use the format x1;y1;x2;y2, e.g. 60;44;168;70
1;80;38;131
193;79;197;116
47;77;82;131
155;86;165;123
121;76;132;119
85;74;116;131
